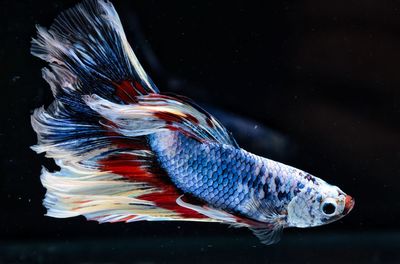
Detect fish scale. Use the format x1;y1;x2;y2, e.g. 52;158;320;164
150;131;308;220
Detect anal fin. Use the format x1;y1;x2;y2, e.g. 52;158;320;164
176;195;240;224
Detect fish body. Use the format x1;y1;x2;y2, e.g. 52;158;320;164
151;131;297;222
31;0;354;245
150;131;351;229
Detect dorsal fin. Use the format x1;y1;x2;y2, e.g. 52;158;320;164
84;93;239;147
31;0;237;148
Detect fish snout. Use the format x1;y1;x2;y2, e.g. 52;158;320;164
342;195;355;215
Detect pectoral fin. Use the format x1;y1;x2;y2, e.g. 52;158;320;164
249;226;283;245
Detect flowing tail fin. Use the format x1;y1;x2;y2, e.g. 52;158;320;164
31;0;241;224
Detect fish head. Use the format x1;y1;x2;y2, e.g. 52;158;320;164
286;176;354;228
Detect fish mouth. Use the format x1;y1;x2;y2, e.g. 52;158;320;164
342;195;355;215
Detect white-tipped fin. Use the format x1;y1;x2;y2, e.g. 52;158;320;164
249;226;283;245
31;0;158;102
84;94;239;147
176;195;240;224
40;165;219;223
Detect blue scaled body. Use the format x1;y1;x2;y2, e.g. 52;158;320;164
150;131;307;221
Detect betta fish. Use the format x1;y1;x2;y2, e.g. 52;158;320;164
30;0;354;245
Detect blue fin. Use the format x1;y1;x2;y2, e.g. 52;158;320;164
31;0;158;104
31;0;159;156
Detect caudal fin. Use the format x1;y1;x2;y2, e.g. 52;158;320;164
31;0;245;226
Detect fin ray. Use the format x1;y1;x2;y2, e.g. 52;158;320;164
84;93;238;147
40;165;215;223
249;226;283;245
31;0;158;105
31;0;241;229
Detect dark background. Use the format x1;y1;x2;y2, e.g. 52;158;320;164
1;0;399;263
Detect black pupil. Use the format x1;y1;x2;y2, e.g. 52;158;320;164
322;203;336;215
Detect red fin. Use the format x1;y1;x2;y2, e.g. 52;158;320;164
99;153;154;179
138;189;206;219
114;80;152;104
99;152;206;219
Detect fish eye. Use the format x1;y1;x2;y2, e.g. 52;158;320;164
321;201;337;216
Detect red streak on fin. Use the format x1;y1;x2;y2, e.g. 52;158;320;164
138;188;206;218
115;80;138;103
97;93;207;219
99;152;206;219
110;215;137;223
133;81;146;95
99;153;154;180
153;112;184;124
185;114;199;124
115;80;150;104
206;117;214;128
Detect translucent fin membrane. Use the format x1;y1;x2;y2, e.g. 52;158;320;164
84;93;238;146
30;0;234;224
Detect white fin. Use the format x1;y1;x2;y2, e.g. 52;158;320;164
249;226;283;245
176;195;240;224
40;165;218;223
84;94;238;147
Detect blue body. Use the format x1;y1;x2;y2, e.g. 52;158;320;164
150;131;308;221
